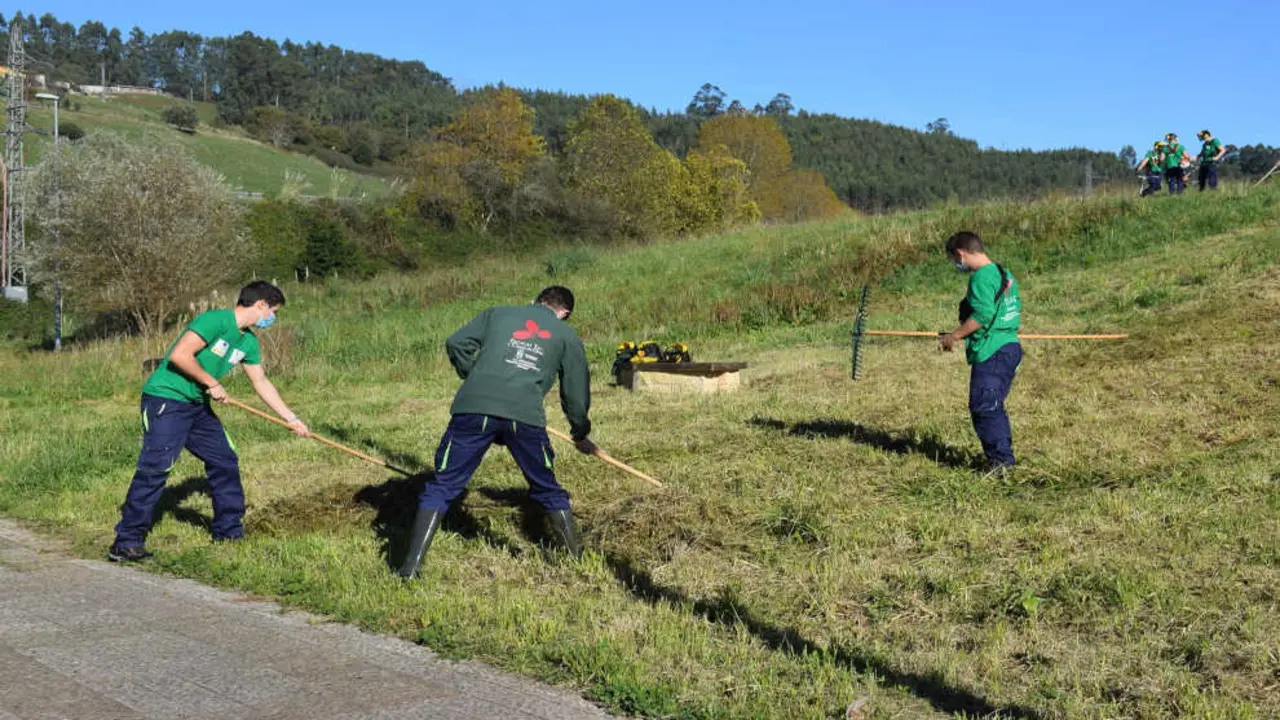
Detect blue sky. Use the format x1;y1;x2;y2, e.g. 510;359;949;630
15;0;1279;152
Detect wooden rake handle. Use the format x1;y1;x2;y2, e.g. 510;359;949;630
859;330;1129;340
545;427;664;488
224;397;414;476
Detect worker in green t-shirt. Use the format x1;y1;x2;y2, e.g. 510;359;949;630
939;231;1023;472
1135;140;1166;197
1163;133;1192;194
399;286;596;579
110;281;309;562
1196;129;1225;191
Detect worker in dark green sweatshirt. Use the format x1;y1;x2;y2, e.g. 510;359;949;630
399;286;595;579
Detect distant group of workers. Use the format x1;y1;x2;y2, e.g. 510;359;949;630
1135;130;1224;196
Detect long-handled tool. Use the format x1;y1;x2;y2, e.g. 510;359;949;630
1256;163;1279;187
851;284;1127;380
227;396;660;488
225;397;414;476
545;427;663;488
860;330;1130;340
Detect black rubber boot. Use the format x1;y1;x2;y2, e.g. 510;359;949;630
545;508;583;558
397;507;443;579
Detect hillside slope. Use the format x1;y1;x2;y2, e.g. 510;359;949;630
1;185;1277;718
24;94;393;198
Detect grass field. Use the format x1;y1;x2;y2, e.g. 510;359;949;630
23;94;392;198
1;185;1278;718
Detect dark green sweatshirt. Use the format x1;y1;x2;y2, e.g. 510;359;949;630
446;304;592;440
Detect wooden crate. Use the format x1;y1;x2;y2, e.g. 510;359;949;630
616;362;748;393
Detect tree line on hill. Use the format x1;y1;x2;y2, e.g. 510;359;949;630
9;11;1269;217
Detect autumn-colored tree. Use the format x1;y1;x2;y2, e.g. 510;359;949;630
405;89;546;231
776;169;849;223
697;114;847;222
696;115;793;220
562;95;684;239
404;141;483;230
442;88;546;186
678;144;759;235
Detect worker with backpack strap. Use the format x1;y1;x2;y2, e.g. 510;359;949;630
1196;129;1226;191
938;231;1022;473
1163;133;1192;194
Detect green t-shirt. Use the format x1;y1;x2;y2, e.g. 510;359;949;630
1143;151;1163;173
964;264;1021;365
1164;144;1186;170
1199;138;1222;163
142;309;261;403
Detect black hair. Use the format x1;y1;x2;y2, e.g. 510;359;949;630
945;231;984;256
237;281;286;308
536;286;575;315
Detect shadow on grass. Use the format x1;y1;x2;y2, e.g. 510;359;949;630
604;554;1044;719
748;416;980;470
354;476;545;569
152;475;212;532
318;423;427;475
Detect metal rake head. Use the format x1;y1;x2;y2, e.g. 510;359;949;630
850;284;870;380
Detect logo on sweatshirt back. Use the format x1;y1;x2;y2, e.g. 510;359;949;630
506;321;550;372
512;320;551;340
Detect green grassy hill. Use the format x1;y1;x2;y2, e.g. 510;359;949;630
1;186;1278;718
24;94;393;198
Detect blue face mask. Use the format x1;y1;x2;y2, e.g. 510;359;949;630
255;310;276;329
954;262;971;273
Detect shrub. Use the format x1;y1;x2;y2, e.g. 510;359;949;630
299;209;363;278
27;133;246;335
161;105;199;133
245;199;307;280
246;107;309;147
57;122;85;141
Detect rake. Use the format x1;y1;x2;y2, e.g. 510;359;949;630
226;397;415;476
850;284;1128;380
1256;163;1279;187
225;397;662;488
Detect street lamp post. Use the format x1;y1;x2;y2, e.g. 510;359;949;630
35;92;61;352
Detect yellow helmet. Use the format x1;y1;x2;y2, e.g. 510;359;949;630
1154;140;1167;149
1165;132;1178;141
1197;129;1211;139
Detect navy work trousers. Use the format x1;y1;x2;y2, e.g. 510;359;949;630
969;343;1023;467
114;395;244;547
1141;172;1163;197
1198;162;1218;191
418;414;570;513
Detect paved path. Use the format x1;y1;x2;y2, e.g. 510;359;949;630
0;519;612;720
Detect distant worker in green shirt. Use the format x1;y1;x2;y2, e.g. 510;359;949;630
399;286;596;579
939;232;1023;472
1196;129;1226;191
110;282;309;562
1163;133;1192;194
1135;140;1167;197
